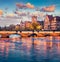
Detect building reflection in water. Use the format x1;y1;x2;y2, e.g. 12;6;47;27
0;41;10;58
0;36;60;62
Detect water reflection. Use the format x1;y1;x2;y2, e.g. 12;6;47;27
0;36;60;62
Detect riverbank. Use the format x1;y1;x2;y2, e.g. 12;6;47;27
0;31;60;38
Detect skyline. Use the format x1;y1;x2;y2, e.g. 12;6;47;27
0;0;60;26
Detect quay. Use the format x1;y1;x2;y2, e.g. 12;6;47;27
0;31;60;38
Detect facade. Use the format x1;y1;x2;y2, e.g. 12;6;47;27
44;15;60;31
50;17;57;30
20;21;25;30
44;15;53;30
32;16;37;23
55;16;60;30
25;21;31;28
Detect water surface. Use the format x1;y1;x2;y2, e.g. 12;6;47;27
0;36;60;62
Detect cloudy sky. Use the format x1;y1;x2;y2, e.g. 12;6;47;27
0;0;60;26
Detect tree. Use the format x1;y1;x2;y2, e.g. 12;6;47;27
36;25;42;31
31;22;42;31
15;25;20;31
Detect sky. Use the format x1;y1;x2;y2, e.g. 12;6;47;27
0;0;60;26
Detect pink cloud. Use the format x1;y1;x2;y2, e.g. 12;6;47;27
26;3;34;9
16;3;27;9
6;13;17;18
16;3;34;9
0;10;3;15
41;5;55;12
14;11;26;16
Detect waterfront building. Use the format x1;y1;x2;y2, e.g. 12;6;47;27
32;16;37;23
44;15;53;30
25;21;31;28
55;16;60;31
44;15;60;31
50;17;57;30
20;20;25;30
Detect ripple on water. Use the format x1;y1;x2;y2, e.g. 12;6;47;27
0;37;60;62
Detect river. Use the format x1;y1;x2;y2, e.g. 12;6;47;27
0;36;60;62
